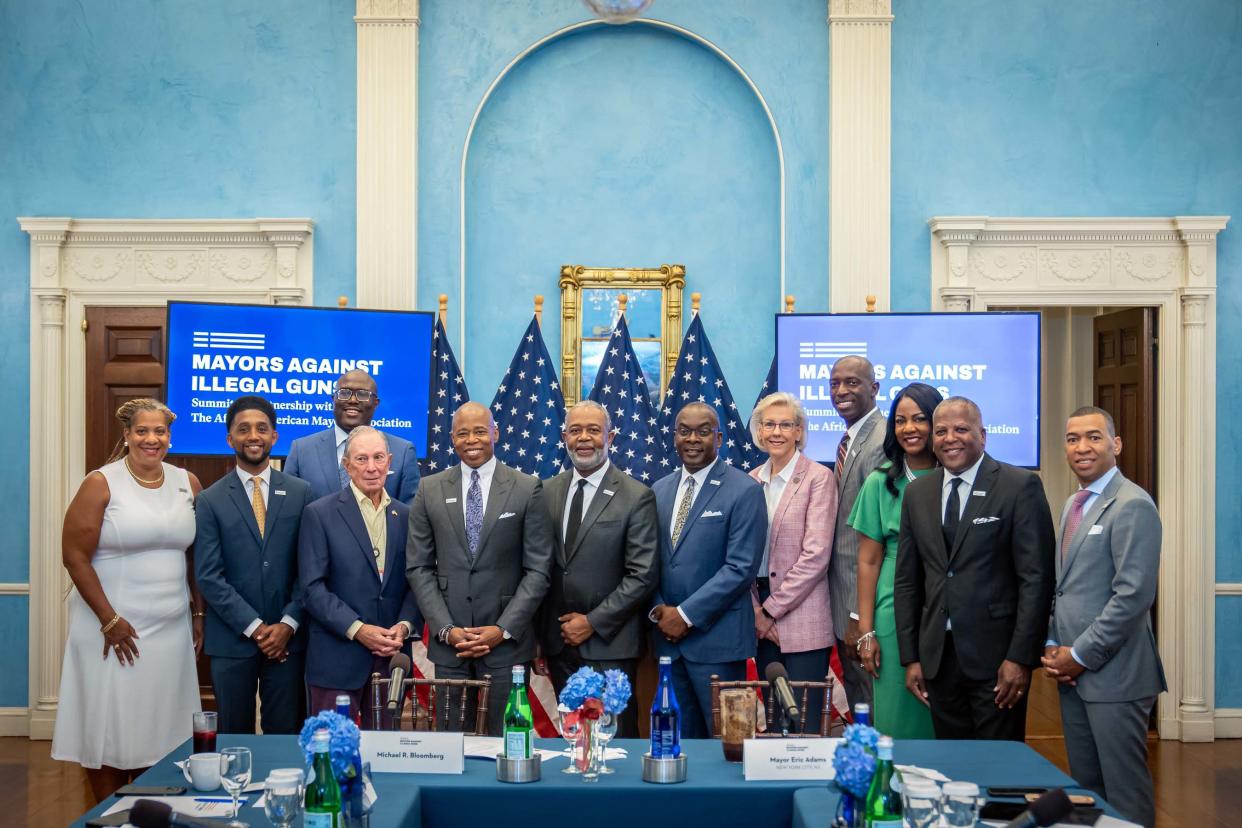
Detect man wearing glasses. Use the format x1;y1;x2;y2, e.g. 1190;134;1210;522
284;369;421;503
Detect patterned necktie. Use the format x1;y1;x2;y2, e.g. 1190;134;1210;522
835;432;851;485
337;444;349;490
1061;489;1093;563
465;469;483;560
942;477;963;551
250;476;266;539
670;476;696;547
565;479;588;553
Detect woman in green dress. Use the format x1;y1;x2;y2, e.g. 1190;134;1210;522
847;382;942;739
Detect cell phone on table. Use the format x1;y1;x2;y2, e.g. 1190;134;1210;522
85;811;131;827
114;784;187;796
986;785;1049;797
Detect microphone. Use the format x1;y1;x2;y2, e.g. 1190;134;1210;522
764;662;802;734
1003;788;1073;828
129;798;221;828
386;652;411;715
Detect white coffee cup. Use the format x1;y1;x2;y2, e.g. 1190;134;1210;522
182;751;222;791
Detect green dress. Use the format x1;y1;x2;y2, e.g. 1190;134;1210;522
847;463;936;739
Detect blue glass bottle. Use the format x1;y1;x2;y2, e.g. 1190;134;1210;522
854;702;871;727
650;656;681;758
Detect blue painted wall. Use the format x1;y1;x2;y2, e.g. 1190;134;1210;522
0;0;357;707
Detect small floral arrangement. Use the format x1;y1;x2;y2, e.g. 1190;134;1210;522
832;722;880;798
299;710;361;782
558;666;632;720
601;668;632;715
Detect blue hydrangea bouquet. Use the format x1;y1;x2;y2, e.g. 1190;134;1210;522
299;710;369;822
831;723;880;827
557;667;632;775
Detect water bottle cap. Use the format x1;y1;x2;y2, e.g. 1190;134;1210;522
877;735;893;747
512;664;526;679
854;703;871;714
335;694;351;706
658;656;672;665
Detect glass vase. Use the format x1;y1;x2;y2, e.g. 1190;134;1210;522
576;714;601;782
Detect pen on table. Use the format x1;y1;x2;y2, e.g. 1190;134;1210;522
193;797;237;803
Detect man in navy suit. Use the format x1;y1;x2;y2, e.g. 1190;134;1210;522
300;426;422;727
195;396;312;734
284;369;421;503
650;402;767;738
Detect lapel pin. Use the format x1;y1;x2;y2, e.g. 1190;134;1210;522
391;509;399;517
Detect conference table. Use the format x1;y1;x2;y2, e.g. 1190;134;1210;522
72;736;1110;827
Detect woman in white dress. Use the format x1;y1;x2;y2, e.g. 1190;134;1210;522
52;398;205;801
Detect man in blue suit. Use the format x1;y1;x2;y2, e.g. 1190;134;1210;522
195;396;312;734
300;426;422;727
284;369;420;503
650;402;767;737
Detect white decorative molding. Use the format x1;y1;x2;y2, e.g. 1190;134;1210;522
0;708;30;738
828;0;892;312
18;216;314;739
1214;709;1242;739
930;214;1229;742
355;0;420;311
1216;583;1242;596
0;583;30;595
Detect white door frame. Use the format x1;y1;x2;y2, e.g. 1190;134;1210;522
929;215;1228;742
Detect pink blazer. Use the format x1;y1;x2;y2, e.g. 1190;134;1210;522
749;453;838;652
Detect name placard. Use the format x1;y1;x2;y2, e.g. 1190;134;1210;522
360;731;465;774
742;737;837;781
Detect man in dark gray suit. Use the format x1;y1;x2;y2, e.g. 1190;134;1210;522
406;402;554;735
195;396;312;734
827;355;887;709
540;401;659;737
1042;407;1165;828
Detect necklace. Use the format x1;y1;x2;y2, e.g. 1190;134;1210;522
124;455;164;486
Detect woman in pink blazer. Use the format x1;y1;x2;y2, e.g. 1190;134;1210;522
748;392;838;732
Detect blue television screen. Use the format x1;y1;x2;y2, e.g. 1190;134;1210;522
165;301;434;457
775;312;1041;467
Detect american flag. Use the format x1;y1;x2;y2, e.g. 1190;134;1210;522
489;316;567;479
587;315;667;483
421;316;471;477
657;314;765;471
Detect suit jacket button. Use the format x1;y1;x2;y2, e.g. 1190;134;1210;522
563;570;569;576
769;572;776;578
262;561;270;568
1057;590;1063;597
947;570;954;578
466;597;472;603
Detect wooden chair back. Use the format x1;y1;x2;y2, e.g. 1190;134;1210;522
709;672;835;738
370;673;492;736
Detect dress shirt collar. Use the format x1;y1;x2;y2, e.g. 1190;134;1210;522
235;464;271;489
757;451;800;485
349;480;391;511
334;424;351;448
571;460;610;491
678;461;714;492
943;452;986;492
846;406;879;443
461;455;498;485
1079;465;1120;497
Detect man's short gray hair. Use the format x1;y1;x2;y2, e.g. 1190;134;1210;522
565;399;613;435
342;424;390;459
749;391;807;450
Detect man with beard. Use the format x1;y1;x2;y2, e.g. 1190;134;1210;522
539;401;659;737
284;369;421;502
195;395;312;734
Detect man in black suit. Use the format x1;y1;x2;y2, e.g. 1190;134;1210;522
195;395;312;734
894;396;1054;740
540;401;659;737
406;402;554;735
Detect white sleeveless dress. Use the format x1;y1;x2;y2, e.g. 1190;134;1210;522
51;460;201;769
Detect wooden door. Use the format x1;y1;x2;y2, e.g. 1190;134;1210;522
84;305;233;708
1092;308;1157;498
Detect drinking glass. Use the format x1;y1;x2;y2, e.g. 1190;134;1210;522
264;769;304;828
558;706;582;774
901;779;941;828
941;780;982;827
595;711;618;774
219;747;253;818
192;711;217;753
719;689;756;762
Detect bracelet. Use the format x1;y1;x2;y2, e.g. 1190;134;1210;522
191;610;205;618
856;630;877;654
100;614;121;634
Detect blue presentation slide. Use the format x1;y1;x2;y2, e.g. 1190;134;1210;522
165;302;433;457
775;313;1041;467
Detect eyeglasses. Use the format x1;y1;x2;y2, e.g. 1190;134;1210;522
760;420;798;433
335;388;376;403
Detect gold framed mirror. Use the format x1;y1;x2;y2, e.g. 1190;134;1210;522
558;264;686;406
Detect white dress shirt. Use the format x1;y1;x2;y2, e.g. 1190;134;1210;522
756;451;799;576
460;455;498;516
844;406;879;459
334;424;350;466
562;461;610;541
236;464;299;638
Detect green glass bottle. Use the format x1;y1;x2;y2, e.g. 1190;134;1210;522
304;728;342;828
503;665;534;759
865;735;902;825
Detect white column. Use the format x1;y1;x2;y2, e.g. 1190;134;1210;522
1178;290;1215;741
828;0;893;312
355;0;420;310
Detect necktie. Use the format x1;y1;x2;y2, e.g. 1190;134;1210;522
835;432;851;485
337;444;349;490
250;476;266;539
671;476;696;547
942;477;963;551
465;469;483;560
565;479;588;553
1061;489;1094;563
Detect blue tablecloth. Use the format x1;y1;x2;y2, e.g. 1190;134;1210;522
72;736;1110;828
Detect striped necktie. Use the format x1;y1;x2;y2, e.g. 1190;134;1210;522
835;432;850;484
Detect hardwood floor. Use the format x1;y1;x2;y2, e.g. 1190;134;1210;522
5;676;1239;827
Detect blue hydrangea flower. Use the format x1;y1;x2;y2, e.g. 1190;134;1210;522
558;666;607;710
843;723;880;752
832;741;877;798
602;669;632;715
299;711;362;781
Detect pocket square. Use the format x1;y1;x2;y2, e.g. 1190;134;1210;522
1088;524;1104;535
972;516;1000;524
702;509;724;518
499;511;517;519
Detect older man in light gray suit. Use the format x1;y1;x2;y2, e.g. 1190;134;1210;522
406;402;554;735
827;356;887;710
1042;406;1165;828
